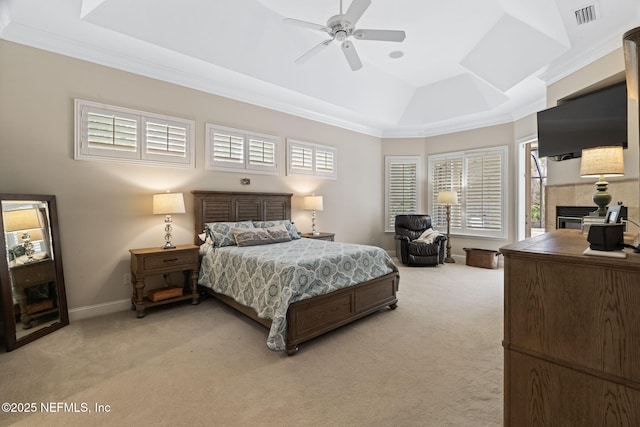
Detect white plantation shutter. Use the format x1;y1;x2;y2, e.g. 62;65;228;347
143;119;190;165
249;138;275;166
431;157;463;229
385;156;421;232
465;153;502;231
75;99;195;167
248;137;277;172
210;129;245;169
288;143;313;174
287;139;337;179
82;108;139;160
206;124;279;175
315;147;336;177
86;112;137;152
428;146;507;238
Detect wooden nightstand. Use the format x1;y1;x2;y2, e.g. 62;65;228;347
9;259;58;329
129;244;199;318
300;232;335;241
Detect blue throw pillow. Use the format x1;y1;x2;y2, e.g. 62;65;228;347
205;221;254;247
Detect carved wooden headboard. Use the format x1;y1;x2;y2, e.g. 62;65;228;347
191;191;293;245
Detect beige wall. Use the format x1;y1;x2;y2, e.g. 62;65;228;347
0;40;383;313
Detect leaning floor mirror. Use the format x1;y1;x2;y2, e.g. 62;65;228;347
0;194;69;351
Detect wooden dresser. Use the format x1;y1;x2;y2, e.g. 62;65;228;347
501;230;640;425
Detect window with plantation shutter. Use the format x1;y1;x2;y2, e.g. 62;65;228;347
143;119;190;164
428;146;507;238
206;124;279;175
315;148;335;175
385;156;421;232
465;153;503;231
289;144;313;173
86;111;137;156
75;99;194;167
287;139;337;179
431;157;463;230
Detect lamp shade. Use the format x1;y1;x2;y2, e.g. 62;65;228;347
303;195;323;211
437;190;458;205
152;192;185;215
3;209;41;232
580;146;625;178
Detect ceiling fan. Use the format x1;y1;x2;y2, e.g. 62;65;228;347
284;0;406;71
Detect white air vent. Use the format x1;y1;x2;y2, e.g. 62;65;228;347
575;5;597;25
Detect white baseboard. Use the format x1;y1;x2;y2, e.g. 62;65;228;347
68;298;130;322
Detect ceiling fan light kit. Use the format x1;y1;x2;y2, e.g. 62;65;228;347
284;0;406;71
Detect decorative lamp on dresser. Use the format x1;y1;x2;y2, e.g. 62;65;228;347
500;229;640;425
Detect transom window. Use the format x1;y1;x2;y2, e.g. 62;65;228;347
206;124;279;175
74;99;194;167
286;139;337;179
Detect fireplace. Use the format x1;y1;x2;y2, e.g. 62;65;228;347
556;205;628;229
556;206;596;229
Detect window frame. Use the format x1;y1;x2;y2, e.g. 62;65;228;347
74;99;195;168
286;139;338;179
384;155;421;233
205;123;280;175
428;146;508;239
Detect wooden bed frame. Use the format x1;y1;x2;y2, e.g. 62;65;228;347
192;190;399;355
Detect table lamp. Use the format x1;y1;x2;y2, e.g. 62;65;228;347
152;192;185;249
437;190;458;263
303;195;323;236
3;208;42;262
580;146;624;216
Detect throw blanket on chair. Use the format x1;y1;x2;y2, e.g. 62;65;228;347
414;228;444;244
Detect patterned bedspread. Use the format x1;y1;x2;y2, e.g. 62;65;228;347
198;238;398;351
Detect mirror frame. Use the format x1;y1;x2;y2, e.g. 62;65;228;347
0;194;69;351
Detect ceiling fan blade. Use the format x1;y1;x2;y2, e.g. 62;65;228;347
353;29;406;42
295;39;333;64
341;40;362;71
343;0;371;26
283;18;330;33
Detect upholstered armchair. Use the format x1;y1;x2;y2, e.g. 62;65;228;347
394;214;447;266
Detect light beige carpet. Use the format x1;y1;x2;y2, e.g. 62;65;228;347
0;259;504;426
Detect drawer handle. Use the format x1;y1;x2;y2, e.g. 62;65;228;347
163;258;179;263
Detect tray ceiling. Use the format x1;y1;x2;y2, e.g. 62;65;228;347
1;0;638;137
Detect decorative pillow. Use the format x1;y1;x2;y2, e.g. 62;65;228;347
252;220;301;240
232;224;292;247
205;221;254;247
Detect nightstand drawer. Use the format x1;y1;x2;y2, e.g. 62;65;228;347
10;260;56;286
143;250;197;271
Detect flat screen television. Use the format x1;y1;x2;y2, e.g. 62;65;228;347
537;83;627;160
